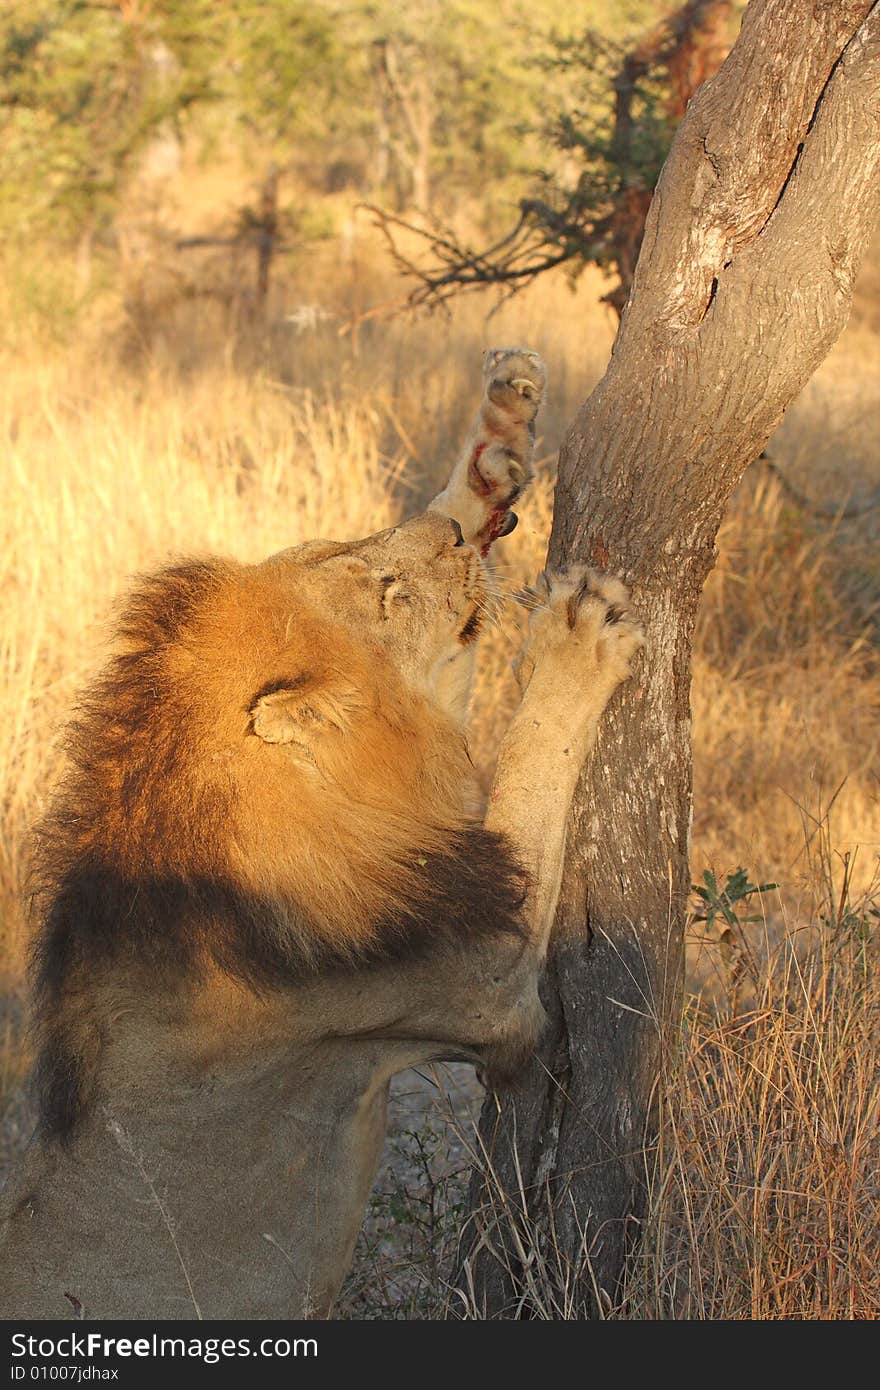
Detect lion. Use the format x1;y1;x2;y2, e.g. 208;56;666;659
0;348;643;1320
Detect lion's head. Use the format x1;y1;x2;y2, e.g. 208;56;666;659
32;511;526;1138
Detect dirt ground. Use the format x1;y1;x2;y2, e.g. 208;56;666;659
340;1063;484;1318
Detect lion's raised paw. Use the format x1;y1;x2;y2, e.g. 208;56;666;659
428;346;545;552
483;347;547;425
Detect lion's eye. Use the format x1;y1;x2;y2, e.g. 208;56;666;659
379;575;411;618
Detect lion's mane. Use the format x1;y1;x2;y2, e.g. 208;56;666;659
31;559;527;1139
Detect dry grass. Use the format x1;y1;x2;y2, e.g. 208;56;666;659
449;861;878;1320
640;913;878;1318
340;871;879;1320
692;474;880;902
1;222;878;1318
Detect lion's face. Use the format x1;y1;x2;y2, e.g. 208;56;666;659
257;511;486;702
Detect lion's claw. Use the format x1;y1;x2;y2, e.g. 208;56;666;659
520;565;644;689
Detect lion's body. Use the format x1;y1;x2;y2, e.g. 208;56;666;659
29;546;526;1142
0;349;643;1319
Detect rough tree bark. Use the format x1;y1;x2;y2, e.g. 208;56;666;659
468;0;880;1317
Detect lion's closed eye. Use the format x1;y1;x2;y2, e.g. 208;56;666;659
378;574;412;617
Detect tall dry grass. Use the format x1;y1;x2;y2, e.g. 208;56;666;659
445;841;878;1320
1;229;878;1317
340;866;878;1320
640;917;878;1317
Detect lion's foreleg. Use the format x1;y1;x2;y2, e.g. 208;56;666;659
428;347;546;723
484;570;644;958
428;348;546;554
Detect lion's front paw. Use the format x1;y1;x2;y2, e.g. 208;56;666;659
483;347;547;427
519;566;644;690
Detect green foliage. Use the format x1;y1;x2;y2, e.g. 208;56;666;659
0;0;671;245
546;30;672;191
1;1;166;238
0;0;342;242
353;0;665;202
0;0;683;281
691;867;778;934
224;3;343;143
327;0;585;203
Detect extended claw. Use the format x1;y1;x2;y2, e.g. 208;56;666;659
510;377;540;399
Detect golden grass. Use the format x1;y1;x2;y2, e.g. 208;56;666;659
450;879;878;1320
1;229;878;1317
692;474;880;902
641;918;878;1319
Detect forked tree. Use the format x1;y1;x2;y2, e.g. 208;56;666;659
466;0;880;1315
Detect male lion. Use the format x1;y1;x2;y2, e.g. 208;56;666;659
0;349;642;1319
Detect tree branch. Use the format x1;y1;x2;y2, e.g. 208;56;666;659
361;204;577;311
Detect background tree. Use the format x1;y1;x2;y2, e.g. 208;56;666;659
0;0;561;321
0;1;342;243
369;0;736;314
464;0;880;1316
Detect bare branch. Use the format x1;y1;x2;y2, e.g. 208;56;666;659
360;204;576;312
366;1;732;317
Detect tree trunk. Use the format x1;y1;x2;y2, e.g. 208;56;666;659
255;165;279;310
467;0;880;1318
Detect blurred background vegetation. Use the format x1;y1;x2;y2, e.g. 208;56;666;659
1;0;741;338
1;0;878;1319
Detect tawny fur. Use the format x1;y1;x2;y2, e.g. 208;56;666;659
31;539;526;1139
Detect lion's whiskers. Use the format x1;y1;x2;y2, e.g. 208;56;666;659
483;565;554;616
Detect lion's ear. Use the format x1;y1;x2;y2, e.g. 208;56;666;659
249;678;365;750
